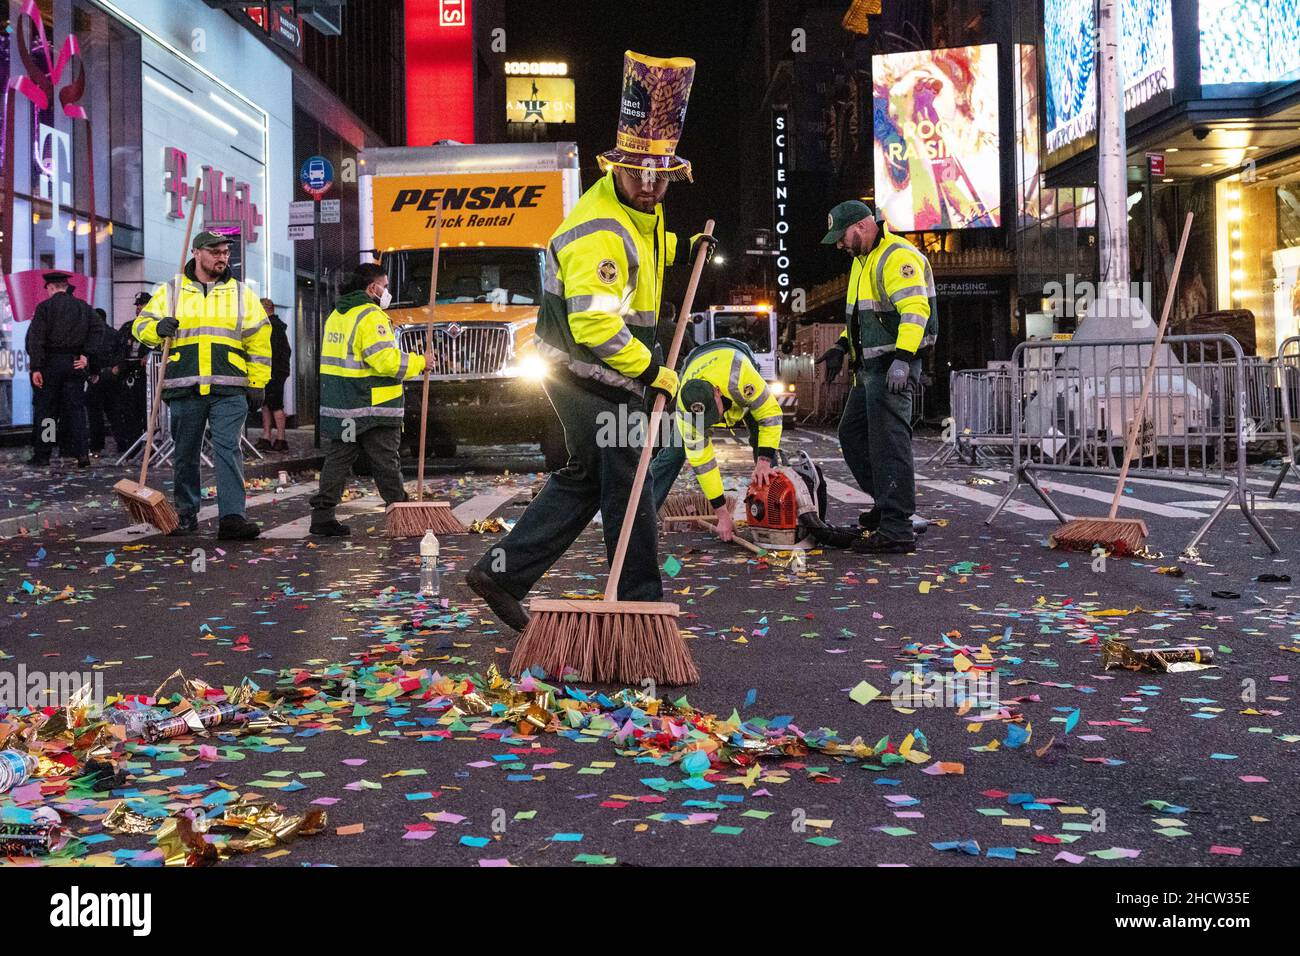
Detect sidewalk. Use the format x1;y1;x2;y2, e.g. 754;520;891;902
0;427;324;537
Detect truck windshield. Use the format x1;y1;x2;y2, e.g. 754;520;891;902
711;311;773;353
383;249;544;308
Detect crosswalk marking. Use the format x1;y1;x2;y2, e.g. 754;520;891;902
452;487;525;524
972;470;1207;519
261;494;382;539
81;482;318;543
919;479;1057;521
823;477;873;505
1168;499;1300;512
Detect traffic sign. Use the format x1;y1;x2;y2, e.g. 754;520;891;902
320;199;341;224
1146;152;1165;177
299;156;334;198
288;223;315;241
288;200;315;226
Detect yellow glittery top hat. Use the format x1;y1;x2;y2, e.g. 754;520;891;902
597;50;696;182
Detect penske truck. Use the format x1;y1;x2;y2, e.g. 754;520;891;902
690;303;797;421
358;142;582;468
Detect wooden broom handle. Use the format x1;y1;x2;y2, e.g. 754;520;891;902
139;176;202;487
1108;211;1193;520
414;198;445;502
605;221;715;600
692;517;767;555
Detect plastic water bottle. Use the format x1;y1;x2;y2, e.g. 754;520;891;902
105;708;159;739
0;749;37;794
420;531;440;597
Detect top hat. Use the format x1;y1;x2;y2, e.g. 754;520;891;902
597;51;696;182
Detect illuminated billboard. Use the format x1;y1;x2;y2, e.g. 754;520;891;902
872;44;1001;231
506;77;576;124
1200;0;1300;85
1043;0;1173;155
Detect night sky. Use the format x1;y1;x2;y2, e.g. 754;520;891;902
503;0;760;289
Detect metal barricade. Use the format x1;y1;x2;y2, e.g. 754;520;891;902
1269;335;1300;497
927;367;1017;466
985;335;1278;555
114;351;168;466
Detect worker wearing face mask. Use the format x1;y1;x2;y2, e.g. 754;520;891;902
308;262;426;536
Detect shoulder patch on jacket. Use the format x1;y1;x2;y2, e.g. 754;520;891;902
899;261;917;279
742;382;756;400
597;259;619;284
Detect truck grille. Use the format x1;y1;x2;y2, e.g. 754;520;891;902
398;323;513;378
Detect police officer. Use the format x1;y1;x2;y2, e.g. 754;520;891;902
650;339;782;541
134;232;272;540
817;201;937;554
110;293;154;450
308;263;425;536
467;50;710;632
84;307;117;458
26;271;94;468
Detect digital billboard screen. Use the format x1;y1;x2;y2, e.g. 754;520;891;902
872;44;1001;231
1043;0;1173;155
1200;0;1300;85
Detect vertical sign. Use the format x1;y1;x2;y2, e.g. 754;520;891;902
406;0;475;145
772;110;793;306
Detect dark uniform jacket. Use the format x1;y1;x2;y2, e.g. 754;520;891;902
269;314;291;380
26;291;94;373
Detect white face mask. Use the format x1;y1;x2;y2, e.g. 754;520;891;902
374;286;392;310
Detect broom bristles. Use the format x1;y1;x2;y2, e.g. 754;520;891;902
659;491;715;520
114;480;179;534
510;599;698;685
384;501;468;536
1049;517;1148;555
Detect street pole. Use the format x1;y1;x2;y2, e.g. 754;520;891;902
1096;0;1129;298
313;198;322;449
1145;157;1155;307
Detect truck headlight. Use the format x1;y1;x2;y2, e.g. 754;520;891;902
505;355;548;381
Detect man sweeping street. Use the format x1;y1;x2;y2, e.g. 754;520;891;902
650;339;782;541
816;201;937;554
309;262;426;537
467;50;711;632
133;231;271;539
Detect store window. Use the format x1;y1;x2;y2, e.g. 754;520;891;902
1217;157;1300;355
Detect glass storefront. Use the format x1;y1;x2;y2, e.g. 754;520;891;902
1216;156;1300;355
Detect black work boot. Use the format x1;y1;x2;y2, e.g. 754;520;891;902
466;567;530;633
217;514;261;541
168;515;199;536
852;534;917;555
310;519;351;537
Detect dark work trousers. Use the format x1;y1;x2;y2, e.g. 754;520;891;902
650;412;759;512
309;425;408;522
472;373;662;602
837;356;921;541
85;372;118;454
168;391;249;521
31;354;88;462
114;367;147;450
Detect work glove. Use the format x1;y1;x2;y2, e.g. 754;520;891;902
247;387;265;410
639;363;679;405
688;232;717;266
886;358;911;395
155;316;180;338
816;343;847;383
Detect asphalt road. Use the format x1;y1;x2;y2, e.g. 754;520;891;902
3;427;1298;868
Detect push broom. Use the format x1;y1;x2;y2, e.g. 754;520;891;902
386;199;466;536
509;221;716;686
112;176;205;534
1050;211;1193;555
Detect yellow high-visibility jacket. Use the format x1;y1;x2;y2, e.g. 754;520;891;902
677;344;783;505
134;263;271;399
837;226;938;365
534;172;679;397
318;292;426;438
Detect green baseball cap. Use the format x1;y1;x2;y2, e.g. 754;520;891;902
678;379;722;427
822;200;875;244
192;230;232;250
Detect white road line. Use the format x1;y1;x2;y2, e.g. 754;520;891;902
452;487;525;524
81;482;318;542
971;470;1205;519
261;494;383;539
919;479;1057;521
1168;499;1300;512
824;477;873;505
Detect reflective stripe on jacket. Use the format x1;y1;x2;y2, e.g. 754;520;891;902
134;269;271;398
837;227;938;364
676;345;783;505
534;172;678;397
318;301;426;438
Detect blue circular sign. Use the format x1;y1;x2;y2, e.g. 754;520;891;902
299;156;334;198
